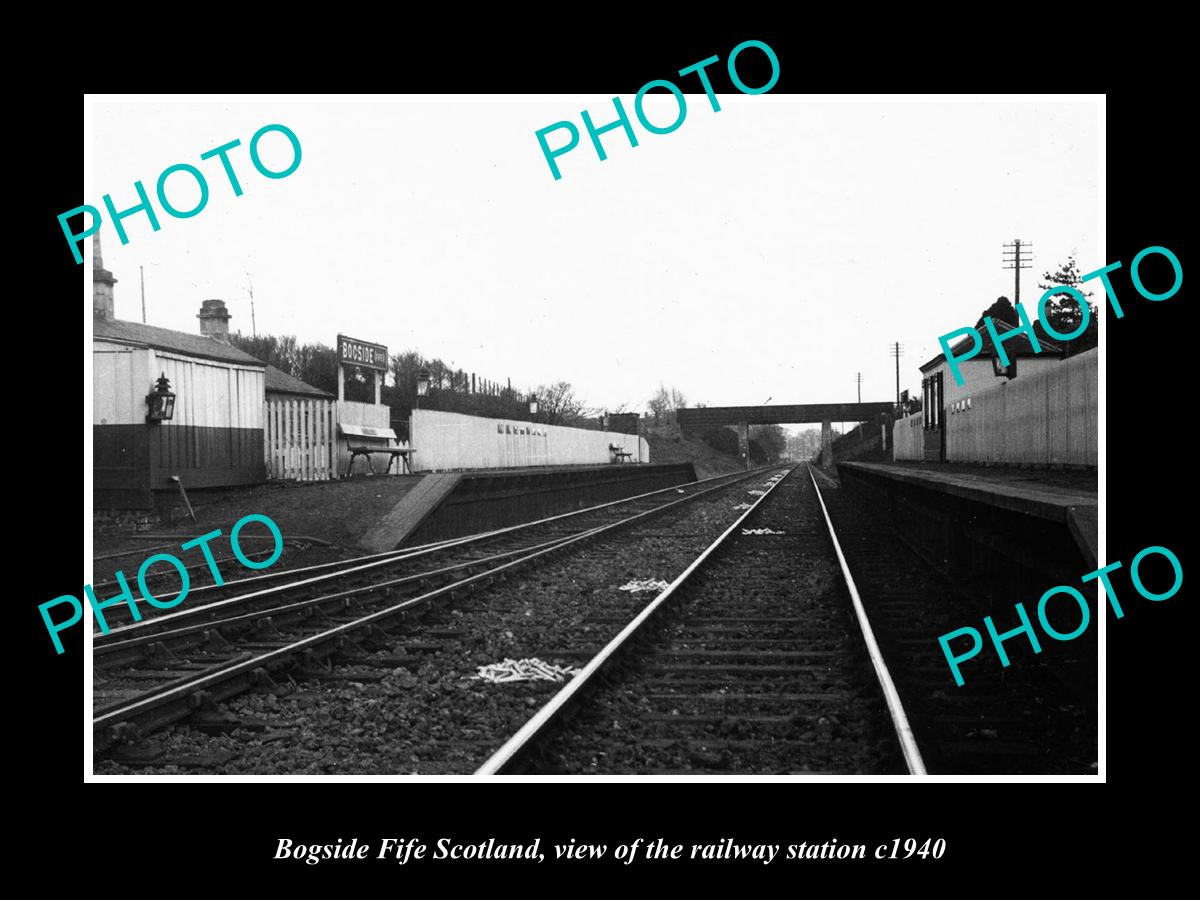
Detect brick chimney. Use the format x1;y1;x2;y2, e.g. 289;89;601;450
198;299;232;340
92;234;117;321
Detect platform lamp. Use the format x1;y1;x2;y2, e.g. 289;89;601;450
145;372;176;423
415;367;432;409
528;393;538;419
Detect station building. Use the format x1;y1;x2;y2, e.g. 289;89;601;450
264;365;334;402
914;319;1063;462
92;240;266;511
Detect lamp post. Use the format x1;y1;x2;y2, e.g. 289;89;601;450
145;373;176;423
528;393;538;420
415;367;431;409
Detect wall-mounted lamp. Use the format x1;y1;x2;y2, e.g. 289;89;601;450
415;367;432;409
146;372;176;423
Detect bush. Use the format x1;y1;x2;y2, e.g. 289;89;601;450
698;426;739;455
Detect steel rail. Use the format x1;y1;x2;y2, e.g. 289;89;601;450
93;546;277;589
473;467;795;775
88;542;446;600
94;465;790;748
95;521;623;657
806;465;927;775
96;467;774;641
91;532;484;627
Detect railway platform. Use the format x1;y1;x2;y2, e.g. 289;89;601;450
361;462;698;552
837;462;1097;570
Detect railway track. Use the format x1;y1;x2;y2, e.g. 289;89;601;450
476;465;924;775
93;468;776;665
93;465;788;758
810;471;1096;774
91;539;315;621
95;460;1092;776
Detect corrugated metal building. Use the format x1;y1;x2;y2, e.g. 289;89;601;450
92;240;266;509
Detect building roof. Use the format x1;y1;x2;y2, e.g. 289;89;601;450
920;319;1064;372
94;317;267;367
264;364;334;398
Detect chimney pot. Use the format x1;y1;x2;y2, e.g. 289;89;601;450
92;234;117;321
198;299;232;341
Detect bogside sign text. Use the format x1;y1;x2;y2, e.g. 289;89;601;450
337;334;388;371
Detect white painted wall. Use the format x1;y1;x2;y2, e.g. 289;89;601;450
154;351;263;430
410;409;649;472
928;356;1062;406
93;342;150;425
946;349;1097;465
892;411;924;461
92;343;263;430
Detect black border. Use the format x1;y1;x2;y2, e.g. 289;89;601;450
21;23;1188;883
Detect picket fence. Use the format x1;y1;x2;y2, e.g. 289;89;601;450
263;398;336;481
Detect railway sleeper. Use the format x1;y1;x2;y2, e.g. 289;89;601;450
186;692;243;735
296;648;333;678
303;604;335;623
253;616;284;638
331;634;372;662
105;739;166;766
156;749;240;769
203;628;234;650
249;666;291;696
143;641;178;665
104;720;143;748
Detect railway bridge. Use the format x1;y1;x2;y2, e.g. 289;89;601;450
676;402;896;467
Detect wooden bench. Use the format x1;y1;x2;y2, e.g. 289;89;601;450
340;423;415;476
609;443;634;463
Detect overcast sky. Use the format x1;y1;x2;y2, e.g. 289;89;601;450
87;96;1100;426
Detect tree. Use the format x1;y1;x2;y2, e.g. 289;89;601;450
786;427;842;461
387;350;423;402
974;296;1019;332
647;385;670;420
1039;255;1098;355
534;381;588;426
648;384;687;422
750;424;787;462
699;426;739;455
295;342;340;395
229;333;300;373
228;333;341;394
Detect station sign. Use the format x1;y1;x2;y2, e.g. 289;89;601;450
337;334;388;371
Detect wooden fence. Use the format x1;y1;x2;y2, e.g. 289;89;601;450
264;398;336;481
946;348;1097;465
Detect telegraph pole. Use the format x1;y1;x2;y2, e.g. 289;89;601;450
140;265;146;323
1003;239;1032;305
246;273;258;337
890;343;903;406
856;372;863;440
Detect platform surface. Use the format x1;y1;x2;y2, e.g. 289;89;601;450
356;462;694;552
839;461;1098;568
358;473;462;553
